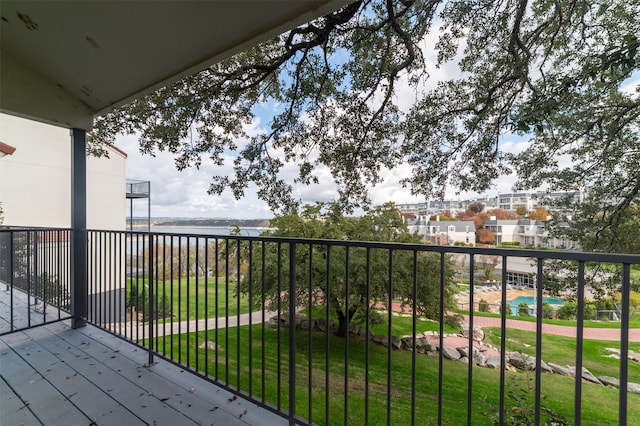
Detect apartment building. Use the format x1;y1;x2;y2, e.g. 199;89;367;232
407;216;477;246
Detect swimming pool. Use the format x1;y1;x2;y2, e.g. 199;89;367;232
508;296;564;316
509;296;564;306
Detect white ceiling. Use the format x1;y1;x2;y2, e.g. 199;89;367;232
0;0;349;129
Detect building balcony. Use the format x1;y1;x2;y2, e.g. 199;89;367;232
1;227;639;425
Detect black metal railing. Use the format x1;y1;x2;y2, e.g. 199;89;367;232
0;227;72;334
83;229;639;425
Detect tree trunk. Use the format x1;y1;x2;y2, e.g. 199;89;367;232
335;305;357;338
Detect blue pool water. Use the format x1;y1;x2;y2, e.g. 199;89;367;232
509;296;564;306
508;296;564;316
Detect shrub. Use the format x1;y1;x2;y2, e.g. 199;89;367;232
518;302;530;317
500;302;512;316
479;299;490;312
584;302;596;320
557;301;577;320
541;302;555;319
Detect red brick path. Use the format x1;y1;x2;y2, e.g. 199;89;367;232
388;303;640;342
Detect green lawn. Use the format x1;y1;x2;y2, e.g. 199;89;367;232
483;327;640;380
126;276;250;322
148;322;639;425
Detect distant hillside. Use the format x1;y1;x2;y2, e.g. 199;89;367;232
155;218;271;228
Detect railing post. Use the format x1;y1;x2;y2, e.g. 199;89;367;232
148;233;155;365
288;242;296;425
71;128;87;329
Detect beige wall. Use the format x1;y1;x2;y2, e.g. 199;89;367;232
0;114;126;230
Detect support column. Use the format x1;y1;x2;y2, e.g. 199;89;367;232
71;128;87;328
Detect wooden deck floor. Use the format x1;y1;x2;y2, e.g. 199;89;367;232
0;321;286;426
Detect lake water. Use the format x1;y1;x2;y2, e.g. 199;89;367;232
125;226;269;253
148;226;267;237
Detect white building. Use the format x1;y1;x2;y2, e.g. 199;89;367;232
1;114;128;320
483;218;577;249
407;216;476;246
0;114;126;229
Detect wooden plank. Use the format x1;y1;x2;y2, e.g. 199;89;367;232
0;336;91;425
8;327;145;426
57;325;251;425
76;325;287;426
23;325;205;426
2;321;288;426
1;376;43;426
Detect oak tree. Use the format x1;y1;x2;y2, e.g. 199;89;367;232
92;0;639;250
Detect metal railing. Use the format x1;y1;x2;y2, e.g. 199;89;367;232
0;227;73;334
83;229;639;425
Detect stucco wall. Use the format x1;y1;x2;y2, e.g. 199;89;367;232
0;114;126;229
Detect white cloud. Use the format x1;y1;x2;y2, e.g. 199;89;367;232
118;133;272;219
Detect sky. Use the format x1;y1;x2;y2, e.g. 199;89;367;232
118;126;529;220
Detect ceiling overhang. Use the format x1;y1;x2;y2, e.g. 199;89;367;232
0;1;350;130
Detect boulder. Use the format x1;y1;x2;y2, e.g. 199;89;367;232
539;359;553;374
485;355;503;369
415;337;428;349
548;363;573;376
349;324;362;336
509;353;536;371
198;341;219;350
473;351;487;367
372;334;386;345
425;343;438;353
629;382;640;394
460;324;485;342
598;376;620;388
580;368;602;385
401;336;414;349
441;345;462;360
457;346;470;358
391;335;402;350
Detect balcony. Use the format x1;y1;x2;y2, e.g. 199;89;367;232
1;227;639;425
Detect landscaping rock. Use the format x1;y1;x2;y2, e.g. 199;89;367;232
457;346;470;358
473;351;487;367
401;336;414;349
391;335;402;350
425;343;438;353
441;345;461;360
629;382;640;394
598;376;620;388
580;368;602;385
509;353;536;371
485;355;503;369
548;363;573;376
539;359;553;374
198;341;219;350
460;324;485;341
371;334;386;345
